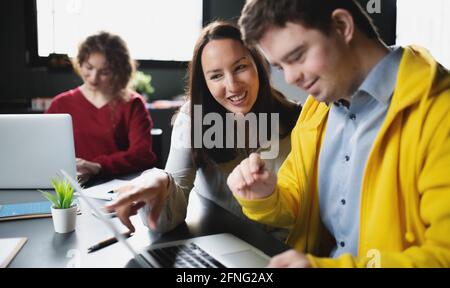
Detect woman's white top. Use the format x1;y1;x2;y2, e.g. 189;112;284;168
139;103;293;241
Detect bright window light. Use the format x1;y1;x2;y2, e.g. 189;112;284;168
396;0;450;69
36;0;203;61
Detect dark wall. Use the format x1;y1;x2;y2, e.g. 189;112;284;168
0;0;396;169
0;0;245;108
357;0;397;45
0;0;395;109
1;1;79;107
205;0;245;23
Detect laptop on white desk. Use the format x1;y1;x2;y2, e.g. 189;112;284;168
61;169;271;268
0;114;77;189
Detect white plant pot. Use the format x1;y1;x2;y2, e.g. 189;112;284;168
51;205;77;233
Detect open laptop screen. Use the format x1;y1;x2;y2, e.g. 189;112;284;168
0;114;77;189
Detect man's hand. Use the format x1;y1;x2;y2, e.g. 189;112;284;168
76;158;101;184
104;169;170;232
227;153;277;200
268;250;312;268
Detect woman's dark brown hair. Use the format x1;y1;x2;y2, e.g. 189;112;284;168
75;31;136;94
186;21;301;168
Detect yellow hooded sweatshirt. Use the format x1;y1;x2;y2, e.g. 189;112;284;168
235;46;450;267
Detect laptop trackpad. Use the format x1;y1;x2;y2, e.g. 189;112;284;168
221;250;269;268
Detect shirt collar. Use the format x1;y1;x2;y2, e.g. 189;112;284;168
356;46;404;105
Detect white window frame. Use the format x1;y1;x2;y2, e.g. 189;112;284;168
36;0;203;62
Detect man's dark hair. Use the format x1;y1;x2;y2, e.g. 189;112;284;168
239;0;380;46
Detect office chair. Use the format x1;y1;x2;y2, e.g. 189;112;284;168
151;128;163;169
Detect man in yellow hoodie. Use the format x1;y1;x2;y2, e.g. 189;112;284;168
227;0;450;267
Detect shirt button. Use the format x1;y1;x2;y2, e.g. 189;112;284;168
340;241;345;247
349;113;356;120
345;155;350;162
341;199;346;205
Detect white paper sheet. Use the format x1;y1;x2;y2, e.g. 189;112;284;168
78;179;130;201
0;238;27;268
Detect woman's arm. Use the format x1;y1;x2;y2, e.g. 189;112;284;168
106;105;198;233
147;107;197;232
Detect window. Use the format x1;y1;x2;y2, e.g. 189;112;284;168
34;0;203;62
396;0;450;69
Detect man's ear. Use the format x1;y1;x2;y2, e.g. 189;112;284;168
331;9;355;44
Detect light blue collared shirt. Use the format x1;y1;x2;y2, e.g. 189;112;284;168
318;47;403;258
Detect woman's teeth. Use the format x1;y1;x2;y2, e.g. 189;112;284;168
229;93;246;102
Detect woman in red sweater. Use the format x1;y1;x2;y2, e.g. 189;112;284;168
47;32;156;183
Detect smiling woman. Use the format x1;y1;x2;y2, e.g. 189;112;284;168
188;21;301;167
102;21;301;244
201;38;259;115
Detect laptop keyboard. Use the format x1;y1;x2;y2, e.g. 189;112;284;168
147;242;226;268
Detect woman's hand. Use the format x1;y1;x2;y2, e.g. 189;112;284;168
76;158;101;184
104;169;170;232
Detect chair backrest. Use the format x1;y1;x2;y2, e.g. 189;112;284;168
151;128;163;169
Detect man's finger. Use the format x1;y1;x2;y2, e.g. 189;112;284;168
267;257;287;268
234;166;248;191
267;250;298;268
239;159;256;186
253;169;271;182
249;153;265;174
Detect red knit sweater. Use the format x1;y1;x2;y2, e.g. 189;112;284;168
46;88;156;176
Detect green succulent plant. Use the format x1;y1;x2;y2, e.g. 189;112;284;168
39;177;75;209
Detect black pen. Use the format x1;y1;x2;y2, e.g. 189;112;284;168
87;231;133;253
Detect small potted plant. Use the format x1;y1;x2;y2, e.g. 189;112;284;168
131;70;155;102
39;178;77;233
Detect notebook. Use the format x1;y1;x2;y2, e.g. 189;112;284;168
61;169;271;268
0;238;27;268
0;201;52;221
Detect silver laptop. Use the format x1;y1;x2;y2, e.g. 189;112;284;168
61;170;270;268
0;114;77;189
